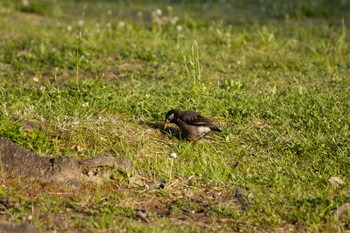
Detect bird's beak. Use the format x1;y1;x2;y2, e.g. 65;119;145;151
164;122;169;129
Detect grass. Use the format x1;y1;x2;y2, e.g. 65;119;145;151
0;0;350;232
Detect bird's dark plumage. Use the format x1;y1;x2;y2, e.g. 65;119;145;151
165;109;222;140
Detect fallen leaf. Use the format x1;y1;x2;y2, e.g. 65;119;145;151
146;180;166;189
328;177;344;186
137;208;148;222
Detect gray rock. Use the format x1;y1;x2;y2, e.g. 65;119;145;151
335;203;350;220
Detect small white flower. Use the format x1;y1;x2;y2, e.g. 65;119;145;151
106;22;111;28
176;25;183;32
118;21;125;28
155;9;162;16
22;0;29;6
167;6;173;11
33;77;39;82
82;102;89;107
67;25;72;31
39;86;46;91
78;20;84;27
171;16;179;25
137;11;143;17
107;10;112;16
169;152;177;159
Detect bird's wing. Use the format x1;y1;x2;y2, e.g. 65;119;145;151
180;111;222;132
180;111;215;126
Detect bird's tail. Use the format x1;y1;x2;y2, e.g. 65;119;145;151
211;126;222;132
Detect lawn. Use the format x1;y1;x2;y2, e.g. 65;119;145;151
0;0;350;232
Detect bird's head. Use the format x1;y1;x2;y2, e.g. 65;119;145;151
164;109;178;129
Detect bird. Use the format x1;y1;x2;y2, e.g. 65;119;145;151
164;109;222;140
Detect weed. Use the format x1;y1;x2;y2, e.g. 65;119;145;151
0;0;349;232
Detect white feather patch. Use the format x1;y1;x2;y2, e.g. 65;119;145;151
197;126;211;136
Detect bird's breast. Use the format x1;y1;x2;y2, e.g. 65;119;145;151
197;126;211;136
176;120;212;139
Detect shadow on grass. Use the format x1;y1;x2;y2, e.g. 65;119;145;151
138;121;185;141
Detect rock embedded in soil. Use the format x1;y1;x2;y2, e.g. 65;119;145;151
0;137;133;188
0;221;39;233
334;203;350;220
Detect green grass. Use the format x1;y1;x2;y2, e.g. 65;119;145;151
0;0;350;232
